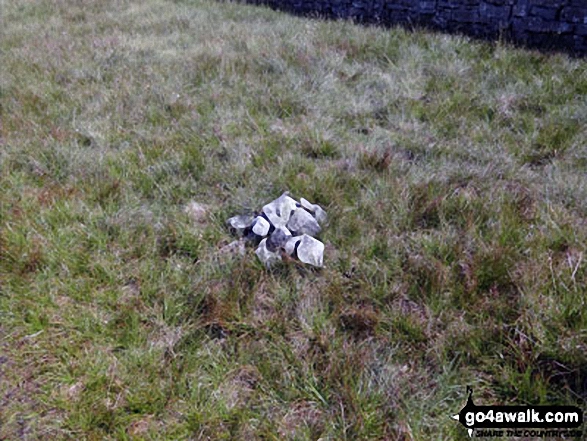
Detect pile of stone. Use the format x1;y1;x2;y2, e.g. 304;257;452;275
227;192;327;268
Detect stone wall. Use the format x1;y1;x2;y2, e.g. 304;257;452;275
242;0;587;56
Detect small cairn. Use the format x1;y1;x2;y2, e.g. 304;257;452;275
227;192;327;268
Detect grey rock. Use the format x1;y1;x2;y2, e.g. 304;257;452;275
299;197;315;212
262;192;298;228
284;235;302;256
314;207;328;225
287;208;321;236
266;226;291;251
300;197;327;224
227;215;254;232
255;238;282;267
296;234;324;268
252;216;270;237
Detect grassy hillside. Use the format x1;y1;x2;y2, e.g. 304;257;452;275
1;0;586;439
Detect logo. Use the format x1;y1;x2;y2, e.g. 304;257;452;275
451;387;584;438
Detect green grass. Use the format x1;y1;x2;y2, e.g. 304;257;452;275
1;0;586;439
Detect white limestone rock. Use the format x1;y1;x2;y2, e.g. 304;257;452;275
227;214;254;232
296;234;324;268
262;192;298;229
287;208;321;236
284;236;302;256
255;238;282;267
252;216;270;237
300;197;327;224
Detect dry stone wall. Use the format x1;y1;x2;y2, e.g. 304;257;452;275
243;0;587;55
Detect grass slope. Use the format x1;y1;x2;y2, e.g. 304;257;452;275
1;0;586;439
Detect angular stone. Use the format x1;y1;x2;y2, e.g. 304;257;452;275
252;216;270;237
300;197;328;224
262;192;299;228
227;215;254;233
287;208;321;236
284;235;302;256
296;234;324;268
300;197;313;211
266;226;291;251
255;238;282;267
